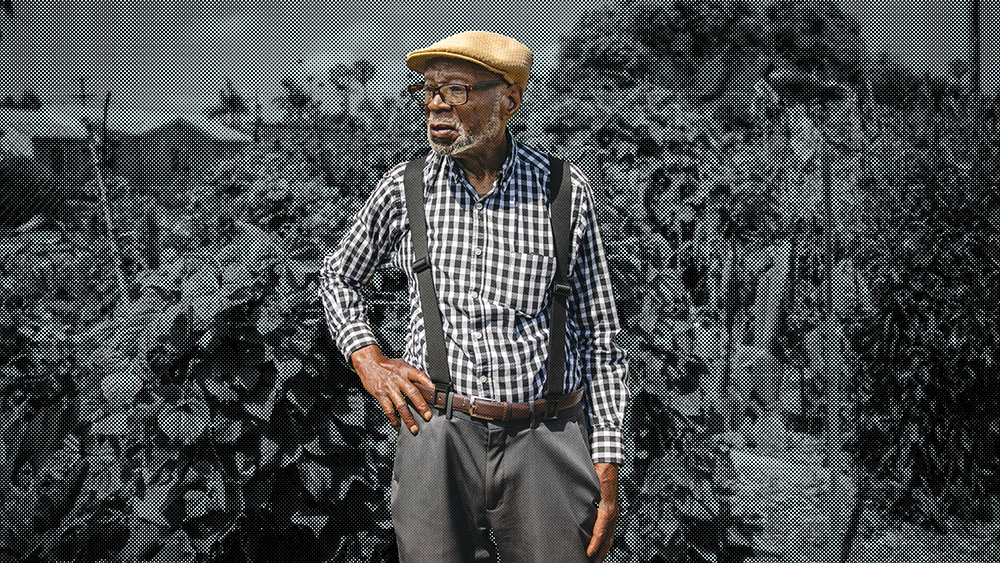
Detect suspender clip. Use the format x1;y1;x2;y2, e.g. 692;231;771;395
433;381;451;408
543;393;562;420
432;383;454;420
552;282;572;298
413;256;431;274
432;382;450;409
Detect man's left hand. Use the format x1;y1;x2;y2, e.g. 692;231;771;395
587;462;619;563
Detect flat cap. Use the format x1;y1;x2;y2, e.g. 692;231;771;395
406;31;532;90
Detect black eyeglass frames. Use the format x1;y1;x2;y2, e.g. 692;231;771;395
407;80;508;106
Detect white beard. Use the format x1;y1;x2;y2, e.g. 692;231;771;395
428;96;507;157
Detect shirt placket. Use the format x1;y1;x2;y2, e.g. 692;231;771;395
471;195;492;399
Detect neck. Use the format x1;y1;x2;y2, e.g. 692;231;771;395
453;133;508;196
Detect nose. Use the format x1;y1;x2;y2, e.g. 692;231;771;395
425;89;452;113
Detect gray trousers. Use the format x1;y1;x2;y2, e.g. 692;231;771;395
391;401;601;563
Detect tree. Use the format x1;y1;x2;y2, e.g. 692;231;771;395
868;53;920;108
970;0;993;521
351;59;377;90
766;0;862;83
273;77;320;123
205;78;249;130
0;0;11;40
328;59;378;117
971;0;982;99
326;59;385;189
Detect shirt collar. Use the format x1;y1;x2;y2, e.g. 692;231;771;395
495;129;520;191
439;129;521;194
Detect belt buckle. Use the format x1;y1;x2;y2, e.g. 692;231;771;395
468;396;495;421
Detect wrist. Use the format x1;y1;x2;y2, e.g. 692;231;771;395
594;462;619;476
350;344;383;372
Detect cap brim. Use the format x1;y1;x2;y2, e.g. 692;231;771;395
406;51;509;83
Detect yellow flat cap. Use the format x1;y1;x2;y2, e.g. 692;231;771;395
406;31;532;90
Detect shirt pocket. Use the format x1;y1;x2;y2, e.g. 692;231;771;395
488;251;557;317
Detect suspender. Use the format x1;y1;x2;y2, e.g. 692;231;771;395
402;156;574;419
403;159;451;406
543;158;572;418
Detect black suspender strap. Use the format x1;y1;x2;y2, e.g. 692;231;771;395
544;157;573;419
403;158;451;405
401;156;575;420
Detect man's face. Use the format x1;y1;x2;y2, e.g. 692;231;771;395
421;58;518;157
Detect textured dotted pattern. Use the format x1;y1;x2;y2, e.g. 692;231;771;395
4;3;998;562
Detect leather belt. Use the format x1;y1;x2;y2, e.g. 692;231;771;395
413;382;584;422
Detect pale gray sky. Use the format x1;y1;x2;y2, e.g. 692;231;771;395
1;0;997;114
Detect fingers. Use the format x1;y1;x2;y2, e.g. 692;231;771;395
356;355;436;433
408;364;434;388
397;371;433;422
376;387;422;435
386;383;422;435
586;505;616;563
392;360;433;386
376;396;400;431
379;359;433;423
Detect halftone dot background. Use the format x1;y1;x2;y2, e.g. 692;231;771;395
1;0;998;561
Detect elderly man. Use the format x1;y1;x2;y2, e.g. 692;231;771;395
319;31;629;563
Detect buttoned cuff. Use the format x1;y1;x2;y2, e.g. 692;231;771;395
590;425;624;466
336;321;380;366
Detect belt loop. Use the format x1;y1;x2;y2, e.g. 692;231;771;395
543;393;561;420
529;400;538;429
445;390;454;420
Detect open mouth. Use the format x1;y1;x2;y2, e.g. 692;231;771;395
428;123;459;141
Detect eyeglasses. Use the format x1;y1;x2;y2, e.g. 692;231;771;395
407;80;508;106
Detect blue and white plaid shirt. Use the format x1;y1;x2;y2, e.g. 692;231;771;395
319;133;629;465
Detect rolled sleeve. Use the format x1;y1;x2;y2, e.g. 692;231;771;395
590;425;625;466
566;164;630;466
318;165;406;363
323;294;379;362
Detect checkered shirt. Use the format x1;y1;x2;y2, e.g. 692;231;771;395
319;135;630;465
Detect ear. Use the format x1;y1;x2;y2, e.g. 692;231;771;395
506;84;524;117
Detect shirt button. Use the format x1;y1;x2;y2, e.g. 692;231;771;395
470;291;479;299
479;375;488;383
475;202;484;211
474;248;483;257
474;332;483;340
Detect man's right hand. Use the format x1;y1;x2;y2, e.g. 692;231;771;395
351;344;434;435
